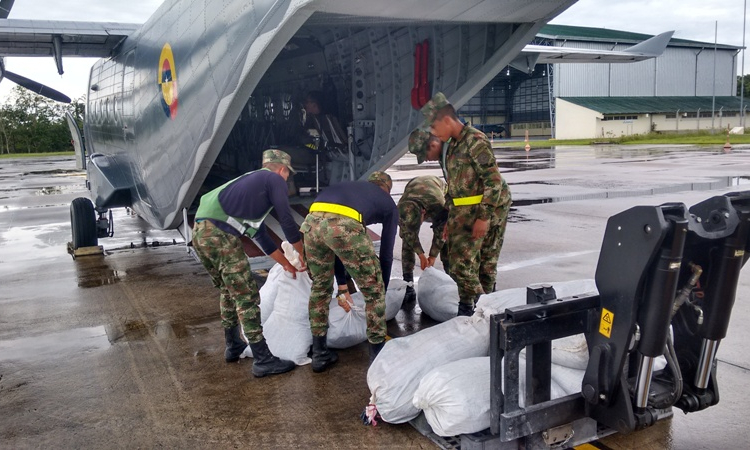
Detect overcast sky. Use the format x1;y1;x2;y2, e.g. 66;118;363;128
1;0;748;104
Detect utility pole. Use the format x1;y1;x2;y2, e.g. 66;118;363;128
711;21;717;133
741;0;747;128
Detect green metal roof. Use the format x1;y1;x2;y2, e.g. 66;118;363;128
539;24;741;50
559;97;746;114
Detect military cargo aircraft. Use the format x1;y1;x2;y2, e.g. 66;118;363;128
0;0;671;257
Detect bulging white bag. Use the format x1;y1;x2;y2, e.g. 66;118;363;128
417;267;459;322
385;279;407;320
414;354;571;437
259;263;285;325
262;270;314;365
328;292;367;349
367;315;490;424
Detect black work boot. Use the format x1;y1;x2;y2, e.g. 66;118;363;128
401;273;416;311
457;302;474;317
312;335;338;373
369;341;385;363
224;325;249;363
248;338;295;378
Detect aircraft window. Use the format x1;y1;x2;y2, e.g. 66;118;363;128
356;80;363;88
357;103;364;111
356;91;364;99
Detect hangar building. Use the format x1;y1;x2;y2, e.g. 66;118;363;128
459;24;744;139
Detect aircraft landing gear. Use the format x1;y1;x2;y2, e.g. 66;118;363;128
70;197;98;249
69;197;114;252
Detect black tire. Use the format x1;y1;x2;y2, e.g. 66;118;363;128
70;197;98;249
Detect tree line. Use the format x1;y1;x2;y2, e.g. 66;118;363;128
1;75;749;155
0;86;84;154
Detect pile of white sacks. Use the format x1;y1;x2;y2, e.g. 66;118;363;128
367;270;666;437
252;243;406;365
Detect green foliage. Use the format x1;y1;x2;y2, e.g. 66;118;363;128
496;130;750;149
0;86;84;154
738;75;750;100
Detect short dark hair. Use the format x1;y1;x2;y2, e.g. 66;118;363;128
305;91;324;108
435;104;457;121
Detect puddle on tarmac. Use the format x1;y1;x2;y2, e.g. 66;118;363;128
0;222;71;261
76;268;123;288
105;315;216;343
0;326;110;361
511;176;750;207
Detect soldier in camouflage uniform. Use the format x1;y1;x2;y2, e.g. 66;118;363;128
420;92;512;316
300;171;399;371
398;175;449;310
192;149;304;377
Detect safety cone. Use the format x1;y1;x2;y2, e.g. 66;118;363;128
524;130;530;152
724;128;732;151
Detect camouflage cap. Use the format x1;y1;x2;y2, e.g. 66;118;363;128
408;128;430;164
420;92;451;126
262;149;296;174
367;171;393;193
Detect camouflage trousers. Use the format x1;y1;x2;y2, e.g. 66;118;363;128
300;212;386;344
192;220;263;344
447;202;509;306
402;238;449;276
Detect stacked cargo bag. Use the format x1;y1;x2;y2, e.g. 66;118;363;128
475;279;598;320
413;354;569;437
416;267;459;322
366;315;489;423
412;357;492;436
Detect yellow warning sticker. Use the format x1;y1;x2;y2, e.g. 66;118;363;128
599;308;614;338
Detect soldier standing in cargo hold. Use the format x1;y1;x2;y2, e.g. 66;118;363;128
192;149;304;378
300;171;398;371
420;92;512;317
397;175;450;310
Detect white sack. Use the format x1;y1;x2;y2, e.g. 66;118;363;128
262;270;314;365
367;315;490;424
414;354;572;437
476;279;598;320
417;267;460;322
328;292;367;349
259;263;285;325
385;279;407;320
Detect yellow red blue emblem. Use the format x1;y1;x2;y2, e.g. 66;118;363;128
158;43;178;119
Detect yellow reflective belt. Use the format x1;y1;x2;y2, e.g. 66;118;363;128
309;202;363;222
452;195;483;206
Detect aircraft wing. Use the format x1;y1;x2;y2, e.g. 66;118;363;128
0;18;140;74
513;31;674;72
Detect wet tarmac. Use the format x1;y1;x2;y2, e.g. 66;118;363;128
2;145;750;448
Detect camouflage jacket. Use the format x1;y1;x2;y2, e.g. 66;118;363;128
444;125;510;221
398;175;448;258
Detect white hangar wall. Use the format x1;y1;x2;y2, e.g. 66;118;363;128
553;44;737;98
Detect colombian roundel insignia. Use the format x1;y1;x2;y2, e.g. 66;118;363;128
158;43;178;119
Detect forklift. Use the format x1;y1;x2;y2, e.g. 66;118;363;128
460;190;750;449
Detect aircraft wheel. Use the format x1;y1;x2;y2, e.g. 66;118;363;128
70;197;98;249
